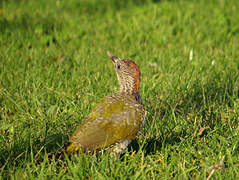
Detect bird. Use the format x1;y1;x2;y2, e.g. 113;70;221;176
66;51;146;156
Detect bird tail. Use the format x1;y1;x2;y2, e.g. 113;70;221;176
47;142;80;160
66;143;81;156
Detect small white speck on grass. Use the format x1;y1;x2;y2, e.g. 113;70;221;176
189;49;193;61
211;60;215;65
148;62;158;68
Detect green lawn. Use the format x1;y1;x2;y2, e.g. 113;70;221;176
0;0;239;179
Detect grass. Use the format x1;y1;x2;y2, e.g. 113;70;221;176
0;0;239;179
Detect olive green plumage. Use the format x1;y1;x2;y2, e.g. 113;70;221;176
66;51;146;155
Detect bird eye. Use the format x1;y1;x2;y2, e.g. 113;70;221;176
117;65;120;70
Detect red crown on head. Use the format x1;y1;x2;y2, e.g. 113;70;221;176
122;60;141;93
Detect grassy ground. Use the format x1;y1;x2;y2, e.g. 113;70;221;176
0;0;239;179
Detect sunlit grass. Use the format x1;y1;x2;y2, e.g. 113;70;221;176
0;0;239;179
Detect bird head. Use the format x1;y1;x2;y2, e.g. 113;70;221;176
106;50;141;94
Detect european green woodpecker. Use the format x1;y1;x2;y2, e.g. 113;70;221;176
66;51;146;155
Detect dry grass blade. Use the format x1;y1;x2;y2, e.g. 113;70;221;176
198;126;210;136
207;161;224;180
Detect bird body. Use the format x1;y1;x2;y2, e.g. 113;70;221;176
66;51;146;155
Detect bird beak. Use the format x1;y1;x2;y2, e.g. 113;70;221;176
106;50;119;63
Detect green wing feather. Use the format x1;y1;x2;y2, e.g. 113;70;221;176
67;93;145;154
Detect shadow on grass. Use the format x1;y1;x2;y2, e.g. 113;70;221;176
42;133;68;153
127;138;162;155
73;0;156;16
0;0;169;34
0;133;68;167
0;14;63;34
127;133;184;156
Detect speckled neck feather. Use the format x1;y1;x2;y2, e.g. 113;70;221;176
122;60;141;94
